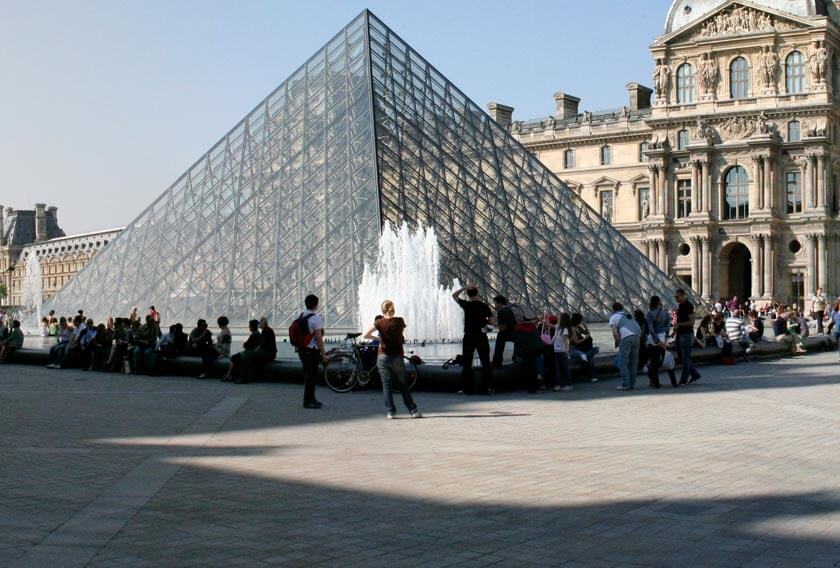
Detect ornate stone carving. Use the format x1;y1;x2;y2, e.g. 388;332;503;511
810;41;829;84
510;121;522;134
543;116;556;131
719;116;756;139
696;6;797;39
758;46;778;90
756;111;773;135
697;53;719;96
653;59;671;100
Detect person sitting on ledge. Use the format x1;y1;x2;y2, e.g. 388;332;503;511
569;313;599;383
223;319;260;382
0;320;24;363
198;316;231;379
773;307;806;355
237;317;277;384
46;317;71;369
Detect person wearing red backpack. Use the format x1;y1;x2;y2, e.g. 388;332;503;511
291;294;326;409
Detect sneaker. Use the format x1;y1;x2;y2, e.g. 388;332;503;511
303;401;323;409
559;386;573;392
410;410;423;419
45;364;56;369
688;375;701;384
580;354;588;362
590;378;599;383
387;412;396;420
616;386;631;391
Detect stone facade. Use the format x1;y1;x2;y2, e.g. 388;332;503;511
500;0;840;308
0;203;120;306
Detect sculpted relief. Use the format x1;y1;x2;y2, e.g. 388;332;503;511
758;46;778;90
696;5;797;39
697;53;719;96
653;59;672;101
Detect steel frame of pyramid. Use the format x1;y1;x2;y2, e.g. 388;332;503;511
49;10;688;329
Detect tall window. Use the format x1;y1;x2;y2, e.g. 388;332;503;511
730;57;750;99
600;190;614;221
786;51;807;94
676;63;695;104
677;179;692;218
639;142;649;162
563;149;575;169
638;187;650;219
786;171;803;214
724;166;750;220
600;145;612;166
677;129;689;150
787;120;801;142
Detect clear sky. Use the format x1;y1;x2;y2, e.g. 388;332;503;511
1;0;673;235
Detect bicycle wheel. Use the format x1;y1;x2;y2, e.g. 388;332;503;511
324;353;362;393
403;357;419;391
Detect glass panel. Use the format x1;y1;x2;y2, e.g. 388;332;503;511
788;120;801;142
677;180;692;218
724;166;750;220
677;64;695;104
786;171;802;214
730;57;749;99
786;52;807;94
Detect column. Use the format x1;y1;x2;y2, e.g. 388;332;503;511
763;157;772;211
690;237;700;292
750;236;762;299
763;235;774;299
701;236;712;300
652;240;660;268
805;234;817;298
642;240;651;262
691;162;700;213
649;166;660;216
768;157;776;212
818;234;828;292
751;156;763;212
660;239;670;275
658;165;668;218
807;155;817;210
817;154;827;209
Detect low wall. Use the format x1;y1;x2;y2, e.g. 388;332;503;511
8;335;837;392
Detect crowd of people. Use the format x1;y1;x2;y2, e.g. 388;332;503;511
1;286;839;416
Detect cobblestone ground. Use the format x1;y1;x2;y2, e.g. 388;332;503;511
1;352;839;568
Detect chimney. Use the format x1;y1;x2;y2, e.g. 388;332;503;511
553;92;581;119
487;102;514;128
47;206;58;230
35;203;47;243
626;83;653;111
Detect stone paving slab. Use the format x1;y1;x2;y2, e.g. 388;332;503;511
1;353;839;567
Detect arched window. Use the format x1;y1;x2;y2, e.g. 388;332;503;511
724;166;749;220
788;120;801;142
677;129;689;150
676;63;695;104
786;51;807;94
730;57;750;99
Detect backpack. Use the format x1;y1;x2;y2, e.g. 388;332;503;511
509;303;537;324
288;313;316;350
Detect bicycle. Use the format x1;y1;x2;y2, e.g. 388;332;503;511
323;332;420;393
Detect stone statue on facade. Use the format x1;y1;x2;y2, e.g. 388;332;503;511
695;118;716;145
756;111;772;135
653;59;671;101
698;53;719;96
544;116;556;131
510;121;522;134
641;198;650;219
759;46;779;90
810;41;829;84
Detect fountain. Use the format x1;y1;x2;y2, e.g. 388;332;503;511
20;252;43;335
358;223;464;342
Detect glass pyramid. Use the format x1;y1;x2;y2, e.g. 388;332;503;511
49;11;684;328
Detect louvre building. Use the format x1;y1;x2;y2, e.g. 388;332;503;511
48;11;681;329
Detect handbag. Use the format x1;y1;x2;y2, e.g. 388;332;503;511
540;316;552;346
662;350;675;371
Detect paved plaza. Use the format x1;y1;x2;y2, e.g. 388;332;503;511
2;354;840;568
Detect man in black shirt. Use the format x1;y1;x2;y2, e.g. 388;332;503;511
674;289;701;384
452;285;494;395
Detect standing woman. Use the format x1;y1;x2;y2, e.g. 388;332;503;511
364;300;422;420
552;312;573;392
646;296;677;388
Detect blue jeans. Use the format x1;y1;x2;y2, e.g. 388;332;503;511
570;346;600;380
377;354;417;414
616;335;639;388
677;333;700;382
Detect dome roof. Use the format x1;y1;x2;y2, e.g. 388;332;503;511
664;0;830;34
